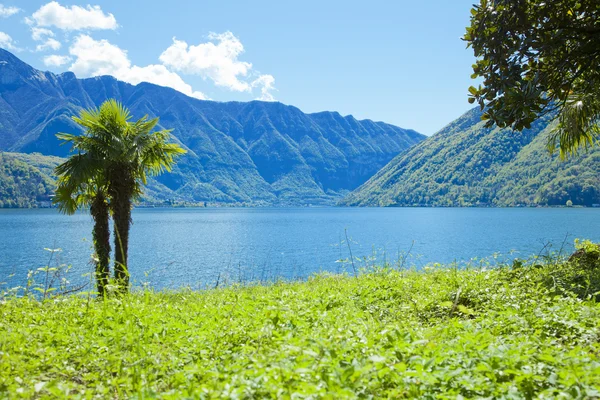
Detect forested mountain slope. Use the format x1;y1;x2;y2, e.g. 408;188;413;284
0;152;61;208
342;108;600;207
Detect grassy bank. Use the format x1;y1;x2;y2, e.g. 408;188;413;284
1;250;600;398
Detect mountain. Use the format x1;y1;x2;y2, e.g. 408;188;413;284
342;107;600;207
0;49;425;205
0;152;61;208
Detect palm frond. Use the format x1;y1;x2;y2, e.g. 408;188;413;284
57;133;111;155
54;153;104;183
548;93;600;159
141;141;187;176
54;177;109;215
102;99;131;128
53;183;81;215
130;116;159;136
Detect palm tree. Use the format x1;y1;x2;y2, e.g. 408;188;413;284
53;154;111;297
56;100;186;291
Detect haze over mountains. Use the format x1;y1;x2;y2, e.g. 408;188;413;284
0;49;425;205
342;108;600;207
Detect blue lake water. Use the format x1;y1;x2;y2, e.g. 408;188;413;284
1;207;599;290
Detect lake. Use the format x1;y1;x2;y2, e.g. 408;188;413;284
1;207;599;291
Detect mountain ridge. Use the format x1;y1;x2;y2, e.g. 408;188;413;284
0;48;425;205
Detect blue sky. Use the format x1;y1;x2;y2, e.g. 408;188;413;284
0;1;479;135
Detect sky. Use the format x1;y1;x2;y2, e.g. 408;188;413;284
0;1;480;135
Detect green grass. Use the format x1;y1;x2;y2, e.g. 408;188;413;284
1;249;600;398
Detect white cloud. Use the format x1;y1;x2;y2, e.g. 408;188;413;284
0;4;20;17
68;35;206;99
31;27;54;41
68;34;128;76
159;32;254;92
36;38;61;52
30;26;61;52
252;74;276;101
31;1;117;31
0;31;17;50
43;54;71;67
126;64;207;99
26;23;274;101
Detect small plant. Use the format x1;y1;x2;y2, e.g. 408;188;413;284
0;247;88;301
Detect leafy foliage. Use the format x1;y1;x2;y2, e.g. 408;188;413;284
1;256;599;397
465;0;600;157
342;107;600;207
0;152;61;208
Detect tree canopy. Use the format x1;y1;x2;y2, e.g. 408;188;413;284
465;0;600;157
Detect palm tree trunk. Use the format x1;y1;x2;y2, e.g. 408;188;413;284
109;164;136;293
90;193;110;298
113;197;131;291
110;168;134;292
